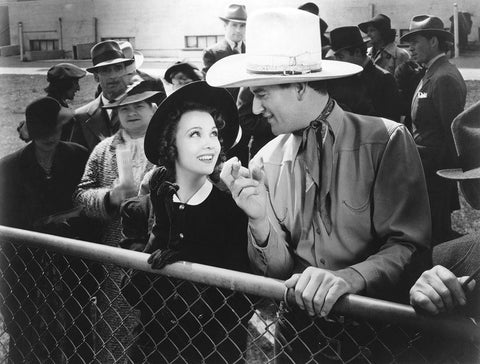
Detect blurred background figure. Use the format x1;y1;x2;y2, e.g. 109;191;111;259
17;63;86;142
202;3;247;100
359;14;410;75
164;61;203;92
328;26;401;121
0;97;90;363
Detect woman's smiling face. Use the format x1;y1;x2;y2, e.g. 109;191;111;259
174;110;221;179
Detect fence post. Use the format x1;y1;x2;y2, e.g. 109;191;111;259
453;3;459;58
18;21;23;61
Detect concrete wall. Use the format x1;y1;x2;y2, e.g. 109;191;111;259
7;0;480;58
0;5;10;46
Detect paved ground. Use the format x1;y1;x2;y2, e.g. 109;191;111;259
1;50;479;79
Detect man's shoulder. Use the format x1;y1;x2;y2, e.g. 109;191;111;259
251;134;297;165
75;96;102;117
204;39;231;55
342;111;406;144
0;147;25;169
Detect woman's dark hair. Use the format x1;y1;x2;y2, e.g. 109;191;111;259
156;101;226;182
173;68;203;82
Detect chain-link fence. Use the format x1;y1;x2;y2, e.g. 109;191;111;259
0;225;479;364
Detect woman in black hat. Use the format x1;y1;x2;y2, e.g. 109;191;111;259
164;61;203;91
358;14;410;75
120;81;252;363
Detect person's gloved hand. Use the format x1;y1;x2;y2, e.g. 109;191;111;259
148;248;183;269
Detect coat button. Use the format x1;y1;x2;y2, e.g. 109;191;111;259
179;204;185;210
320;258;326;265
179;233;184;239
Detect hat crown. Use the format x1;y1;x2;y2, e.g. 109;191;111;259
221;4;247;22
245;8;322;74
409;15;445;32
452;102;480;172
330;26;365;51
47;62;86;82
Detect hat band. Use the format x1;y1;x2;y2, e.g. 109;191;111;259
92;50;126;66
459;151;480;173
246;52;322;75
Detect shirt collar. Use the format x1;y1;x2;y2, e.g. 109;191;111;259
226;38;242;50
425;53;445;69
172;179;213;206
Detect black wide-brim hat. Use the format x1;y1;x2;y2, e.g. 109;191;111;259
164;62;200;84
144;81;241;165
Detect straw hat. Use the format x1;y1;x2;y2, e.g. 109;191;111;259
206;8;361;88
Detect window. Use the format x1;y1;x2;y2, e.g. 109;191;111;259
30;39;59;51
185;35;223;49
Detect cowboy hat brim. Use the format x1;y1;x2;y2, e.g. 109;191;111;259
437;167;480;180
400;28;454;43
206;54;362;88
86;58;135;73
144;81;241;165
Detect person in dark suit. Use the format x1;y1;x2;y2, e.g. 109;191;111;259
401;15;467;245
202;4;247;100
328;26;401;122
65;40;135;152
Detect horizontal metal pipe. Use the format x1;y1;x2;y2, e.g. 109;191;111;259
1;225;478;342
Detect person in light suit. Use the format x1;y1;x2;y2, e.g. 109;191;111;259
401;15;467;245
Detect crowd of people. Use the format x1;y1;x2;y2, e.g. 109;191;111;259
0;2;479;363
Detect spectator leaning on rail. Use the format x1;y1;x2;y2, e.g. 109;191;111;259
358;13;410;75
120;81;252;363
208;8;431;363
401;15;467;245
73;80;160;362
65;40;135;152
0;97;89;363
327;26;402;122
409;100;480;362
17;62;86;142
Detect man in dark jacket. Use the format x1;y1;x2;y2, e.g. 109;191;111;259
401;15;466;245
328;26;401;122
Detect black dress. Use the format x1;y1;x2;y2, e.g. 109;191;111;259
121;179;253;364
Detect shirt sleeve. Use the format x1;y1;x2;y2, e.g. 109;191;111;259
349;124;432;296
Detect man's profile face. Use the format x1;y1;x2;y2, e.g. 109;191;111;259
460;179;480;210
95;63;128;100
408;35;435;65
250;84;301;135
224;21;246;43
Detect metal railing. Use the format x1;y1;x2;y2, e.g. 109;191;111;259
0;225;479;363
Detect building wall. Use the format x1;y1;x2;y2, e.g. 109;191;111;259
0;5;10;46
7;0;480;58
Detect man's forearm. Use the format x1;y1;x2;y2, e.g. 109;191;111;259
334;267;367;294
248;216;270;246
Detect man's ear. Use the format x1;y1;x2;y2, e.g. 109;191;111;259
295;83;308;101
93;73;99;82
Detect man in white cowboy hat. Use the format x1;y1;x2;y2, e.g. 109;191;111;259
209;8;431;363
401;15;467;246
65;40;136;152
202;4;246;101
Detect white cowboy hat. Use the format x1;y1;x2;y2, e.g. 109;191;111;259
206;8;362;88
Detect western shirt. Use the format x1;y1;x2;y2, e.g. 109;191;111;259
248;103;431;296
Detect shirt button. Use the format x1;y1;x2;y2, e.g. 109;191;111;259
179;233;184;239
179;204;185;210
320;258;326;265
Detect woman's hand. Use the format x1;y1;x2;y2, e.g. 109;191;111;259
109;183;138;208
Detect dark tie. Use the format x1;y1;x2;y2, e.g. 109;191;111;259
233;42;241;54
301;98;335;234
110;106;120;133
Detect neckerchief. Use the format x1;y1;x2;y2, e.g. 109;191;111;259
298;97;335;234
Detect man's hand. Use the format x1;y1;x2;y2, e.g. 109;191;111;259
221;157;267;218
284;267;362;317
409;265;475;315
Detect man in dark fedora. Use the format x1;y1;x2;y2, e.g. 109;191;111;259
298;2;331;57
409;101;480;362
328;26;401;122
208;8;430;363
401;15;467;245
64;40;135;152
202;4;246;100
358;14;410;75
